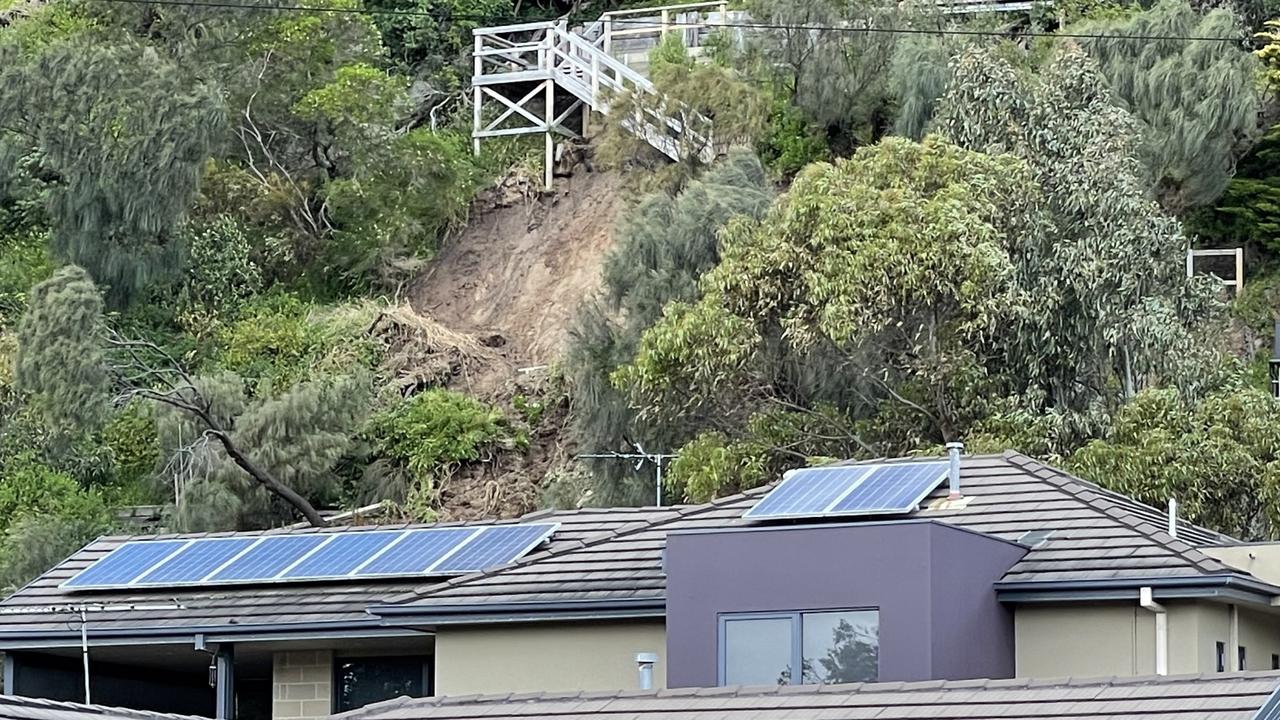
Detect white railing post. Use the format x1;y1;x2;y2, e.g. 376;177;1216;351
603;15;613;54
591;52;600;104
661;8;670;36
472;33;483;156
544;77;555;189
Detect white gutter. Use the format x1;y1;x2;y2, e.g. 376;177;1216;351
1140;586;1168;675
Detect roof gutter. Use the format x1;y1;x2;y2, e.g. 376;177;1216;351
0;619;426;650
996;574;1280;606
368;597;666;625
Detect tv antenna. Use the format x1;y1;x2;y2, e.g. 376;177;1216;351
578;442;678;506
0;602;186;704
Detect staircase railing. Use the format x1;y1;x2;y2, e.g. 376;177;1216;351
581;1;730;57
472;19;715;165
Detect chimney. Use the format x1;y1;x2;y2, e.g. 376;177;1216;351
1271;320;1280;399
945;441;964;499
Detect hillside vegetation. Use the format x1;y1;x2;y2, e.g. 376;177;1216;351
1;0;1280;586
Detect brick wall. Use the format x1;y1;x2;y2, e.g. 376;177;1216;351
272;651;332;720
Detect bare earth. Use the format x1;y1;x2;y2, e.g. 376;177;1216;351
409;169;625;367
404;167;625;519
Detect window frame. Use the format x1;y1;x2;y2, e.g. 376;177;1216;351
716;608;879;686
330;654;433;713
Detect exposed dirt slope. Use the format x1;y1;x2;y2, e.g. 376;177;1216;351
408;168;625;366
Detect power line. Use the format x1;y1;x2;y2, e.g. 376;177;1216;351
78;0;1253;44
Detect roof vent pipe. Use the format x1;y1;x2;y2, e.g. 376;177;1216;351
635;652;658;691
1167;497;1178;539
945;441;964;499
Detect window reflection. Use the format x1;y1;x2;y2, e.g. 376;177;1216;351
801;611;879;684
720;610;879;686
723;617;793;686
334;655;429;712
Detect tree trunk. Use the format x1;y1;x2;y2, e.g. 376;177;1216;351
208;428;328;528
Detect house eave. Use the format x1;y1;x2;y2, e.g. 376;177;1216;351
0;618;428;650
995;574;1280;606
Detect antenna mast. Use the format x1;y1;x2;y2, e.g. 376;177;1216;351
0;602;185;703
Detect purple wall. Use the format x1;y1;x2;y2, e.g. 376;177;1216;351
663;521;1026;687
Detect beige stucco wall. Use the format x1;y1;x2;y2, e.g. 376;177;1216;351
1202;545;1280;586
272;650;333;720
434;621;667;696
1237;606;1280;670
1015;604;1155;677
1016;601;1280;678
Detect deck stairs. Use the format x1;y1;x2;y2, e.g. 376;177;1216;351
471;0;1043;186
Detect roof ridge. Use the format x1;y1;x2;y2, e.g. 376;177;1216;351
388;492;768;605
1001;453;1236;577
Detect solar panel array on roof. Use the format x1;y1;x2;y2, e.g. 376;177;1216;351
743;461;947;520
62;523;557;591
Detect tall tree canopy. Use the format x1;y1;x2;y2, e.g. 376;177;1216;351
566;151;774;505
940;46;1220;444
1079;0;1260;213
0;35;224;302
615;135;1039;456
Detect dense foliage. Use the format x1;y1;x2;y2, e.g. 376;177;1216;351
3;0;1280;592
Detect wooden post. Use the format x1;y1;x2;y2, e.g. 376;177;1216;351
604;16;613;55
1185;249;1194;278
661;8;670;36
472;34;483;156
1236;247;1245;294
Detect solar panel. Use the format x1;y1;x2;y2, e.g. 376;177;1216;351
355;527;480;577
137;537;258;585
433;524;556;574
61;522;559;591
208;535;329;582
745;460;948;520
63;540;189;588
829;462;947;514
743;466;872;519
282;531;403;579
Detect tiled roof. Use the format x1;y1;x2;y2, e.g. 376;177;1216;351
0;452;1254;639
0;695;204;720
0;507;680;640
385;452;1244;612
332;671;1280;720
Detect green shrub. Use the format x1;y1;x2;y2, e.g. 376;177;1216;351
324;129;479;289
756;97;828;179
101;402;160;495
0;230;54;327
369;389;517;480
0;453;111;530
666;431;767;503
179;215;264;318
212;293;314;385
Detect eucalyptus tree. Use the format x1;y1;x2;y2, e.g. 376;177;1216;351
939;46;1220;432
614;136;1043;453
